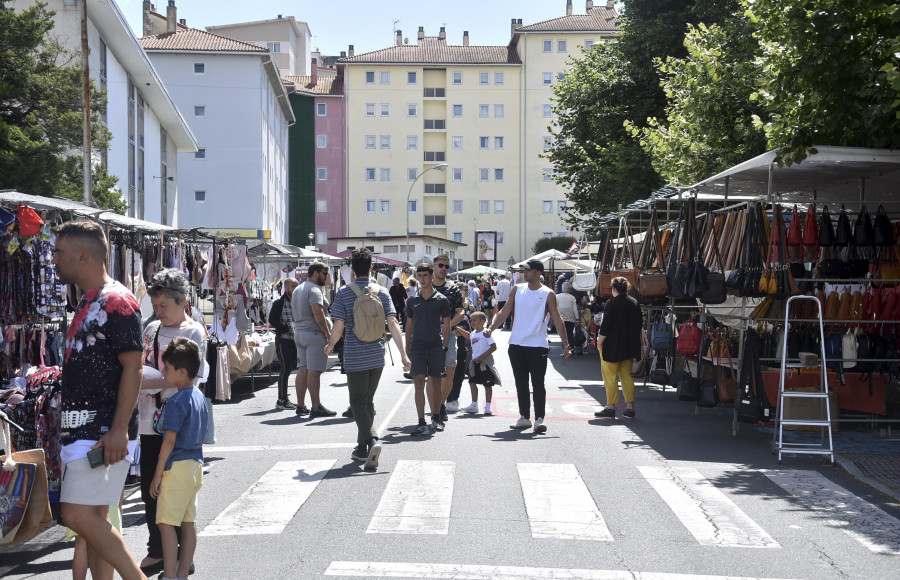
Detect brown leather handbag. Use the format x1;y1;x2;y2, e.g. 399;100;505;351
595;229;614;299
638;208;669;298
610;217;639;291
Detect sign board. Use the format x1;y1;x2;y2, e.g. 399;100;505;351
199;228;271;240
475;231;497;262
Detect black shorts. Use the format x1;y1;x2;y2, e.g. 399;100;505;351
410;345;447;378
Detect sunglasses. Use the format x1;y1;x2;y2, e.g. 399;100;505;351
435;263;450;269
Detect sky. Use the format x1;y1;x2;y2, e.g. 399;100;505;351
119;0;612;56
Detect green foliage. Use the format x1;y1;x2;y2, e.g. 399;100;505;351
0;0;118;204
57;158;128;214
532;236;576;255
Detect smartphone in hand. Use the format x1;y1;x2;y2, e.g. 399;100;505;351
87;446;105;469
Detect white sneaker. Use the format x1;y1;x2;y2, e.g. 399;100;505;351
445;400;460;413
534;418;547;434
484;403;492;415
511;417;532;429
461;402;479;413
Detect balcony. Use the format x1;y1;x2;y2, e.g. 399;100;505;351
424;119;446;131
424;215;446;227
424;87;446;99
424;151;446;162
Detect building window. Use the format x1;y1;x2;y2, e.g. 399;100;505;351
194;190;206;203
380;135;391;149
317;103;327;116
542;201;553;214
380;199;391;212
543;232;553;239
267;42;281;53
380;71;390;84
494;104;504;118
408;200;418;213
424;215;446;226
316;231;327;245
479;200;489;214
366;200;376;212
365;168;376;181
380;103;390;116
585;39;595;50
543;104;552;118
452;168;463;181
479;136;489;150
558;39;567;53
365;103;375;116
408;167;418;181
543;72;552;86
494;168;504;181
424;151;446;162
452;200;463;213
407;135;418;149
453;232;463;243
452;136;463;150
195;148;205;159
452;71;462;85
479;71;489;85
380;168;391;181
557;201;567;213
365;71;375;84
316;199;328;212
479;168;489;181
494;71;504;85
557;72;565;83
543;136;553;151
365;135;376;149
193;62;205;74
317;135;326;148
543;39;552;52
315;167;327;181
542;168;554;182
194;105;205;117
407;71;417;84
424;183;446;194
408;103;418;117
452;104;463;118
479;104;489;118
494;200;504;214
494;136;504;150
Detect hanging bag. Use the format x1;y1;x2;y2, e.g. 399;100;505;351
610;217;639;292
818;204;836;247
677;358;701;402
786;204;802;246
595;229;614;299
0;411;53;546
716;339;739;404
701;209;727;304
874;205;895;247
637;208;670;298
853;204;874;247
676;319;703;357
835;205;853;246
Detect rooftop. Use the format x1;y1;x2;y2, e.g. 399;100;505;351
140;28;268;53
338;37;520;65
283;75;344;96
516;6;620;32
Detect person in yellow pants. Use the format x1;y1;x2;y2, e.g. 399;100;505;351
594;277;643;419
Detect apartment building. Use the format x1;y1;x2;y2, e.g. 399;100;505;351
12;0;198;225
207;14;312;76
339;0;619;265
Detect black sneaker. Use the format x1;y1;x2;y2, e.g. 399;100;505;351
351;444;368;461
623;408;636;419
432;418;445;432
295;405;311;416
594;407;616;419
403;372;414;380
412;421;429;436
342;406;354;418
310;406;337;417
364;439;381;470
439;405;449;423
276;399;298;410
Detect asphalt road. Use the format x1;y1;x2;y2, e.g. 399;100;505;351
3;329;899;579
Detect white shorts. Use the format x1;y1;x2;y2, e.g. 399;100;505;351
60;456;130;506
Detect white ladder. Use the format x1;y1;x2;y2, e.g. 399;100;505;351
772;295;834;463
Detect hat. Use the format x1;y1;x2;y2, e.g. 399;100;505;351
0;206;15;230
16;205;43;236
522;259;544;273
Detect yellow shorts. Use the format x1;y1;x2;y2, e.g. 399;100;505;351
157;460;203;526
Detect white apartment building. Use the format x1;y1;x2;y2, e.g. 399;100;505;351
207;15;312;76
340;0;619;265
140;8;295;242
12;0;198;225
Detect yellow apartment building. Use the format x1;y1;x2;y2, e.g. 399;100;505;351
340;0;619;266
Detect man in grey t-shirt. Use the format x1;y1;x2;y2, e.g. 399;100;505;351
291;262;336;417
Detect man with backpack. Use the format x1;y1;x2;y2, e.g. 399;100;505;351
326;249;410;470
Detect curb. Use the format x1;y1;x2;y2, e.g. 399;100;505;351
835;454;900;504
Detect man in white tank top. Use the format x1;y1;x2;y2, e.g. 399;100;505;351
485;259;571;433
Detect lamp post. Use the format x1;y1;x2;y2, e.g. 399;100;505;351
406;163;448;264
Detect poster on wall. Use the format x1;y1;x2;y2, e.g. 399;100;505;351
476;231;497;262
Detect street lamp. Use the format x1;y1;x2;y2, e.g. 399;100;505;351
406;163;448;264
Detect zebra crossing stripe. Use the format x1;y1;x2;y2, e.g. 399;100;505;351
324;561;802;579
367;460;454;535
517;463;613;541
765;469;900;555
638;466;780;548
199;460;334;536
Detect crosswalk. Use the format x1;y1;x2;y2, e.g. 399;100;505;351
191;460;900;557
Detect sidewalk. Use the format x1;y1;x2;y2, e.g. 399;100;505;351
833;428;900;503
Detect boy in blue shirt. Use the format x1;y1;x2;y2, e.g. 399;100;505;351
150;337;208;580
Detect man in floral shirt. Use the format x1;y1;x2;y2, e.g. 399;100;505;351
52;220;146;580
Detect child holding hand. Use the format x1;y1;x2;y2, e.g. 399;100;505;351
457;311;501;415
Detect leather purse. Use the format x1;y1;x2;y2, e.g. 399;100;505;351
677;362;701;402
638;208;670;298
786;204;802;246
717;353;739;404
819;204;836;247
874;205;895;247
835;205;853;246
701;209;727;304
853;204;874;247
595;230;614;299
803;203;819;246
610;217;639;291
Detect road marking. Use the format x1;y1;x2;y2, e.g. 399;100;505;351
377;381;413;438
765;469;900;555
639;466;780;548
199;459;334;536
367;460;454;535
324;561;802;579
517;463;613;541
211;443;348;452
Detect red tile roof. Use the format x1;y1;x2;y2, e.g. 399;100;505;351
140;28;267;53
339;37;520;65
516;7;620;32
282;75;344;96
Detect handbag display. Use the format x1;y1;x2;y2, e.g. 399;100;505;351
651;320;673;350
853;204;874;247
572;271;596;292
819;204;836;247
0;413;53;546
676;319;702;357
595;229;614;299
610;217;639;292
835;205;853;246
874;205;895;247
701;209;727;304
717;349;739;404
637;209;670;299
787;204;802;246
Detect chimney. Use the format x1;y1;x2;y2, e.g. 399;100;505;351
511;18;518;36
396;29;402;46
348;44;354;57
439;26;446;40
277;14;282;19
417;26;425;41
340;51;346;58
566;0;573;16
166;0;176;34
311;58;317;85
606;0;614;7
586;0;594;11
142;1;153;37
463;31;469;46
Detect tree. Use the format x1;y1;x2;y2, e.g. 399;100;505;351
0;0;121;211
532;235;576;255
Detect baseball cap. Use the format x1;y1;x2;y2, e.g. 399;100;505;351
522;259;544;273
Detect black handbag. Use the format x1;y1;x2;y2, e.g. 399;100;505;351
853;204;874;247
736;391;764;423
874;205;895;247
701;209;727;304
790;262;812;293
697;378;718;408
818;204;836;246
835;205;853;246
677;359;701;402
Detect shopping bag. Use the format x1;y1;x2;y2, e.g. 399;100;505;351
0;413;53;546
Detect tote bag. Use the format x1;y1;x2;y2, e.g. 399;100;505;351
0;413;53;546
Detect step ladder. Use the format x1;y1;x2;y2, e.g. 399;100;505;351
772;295;834;463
